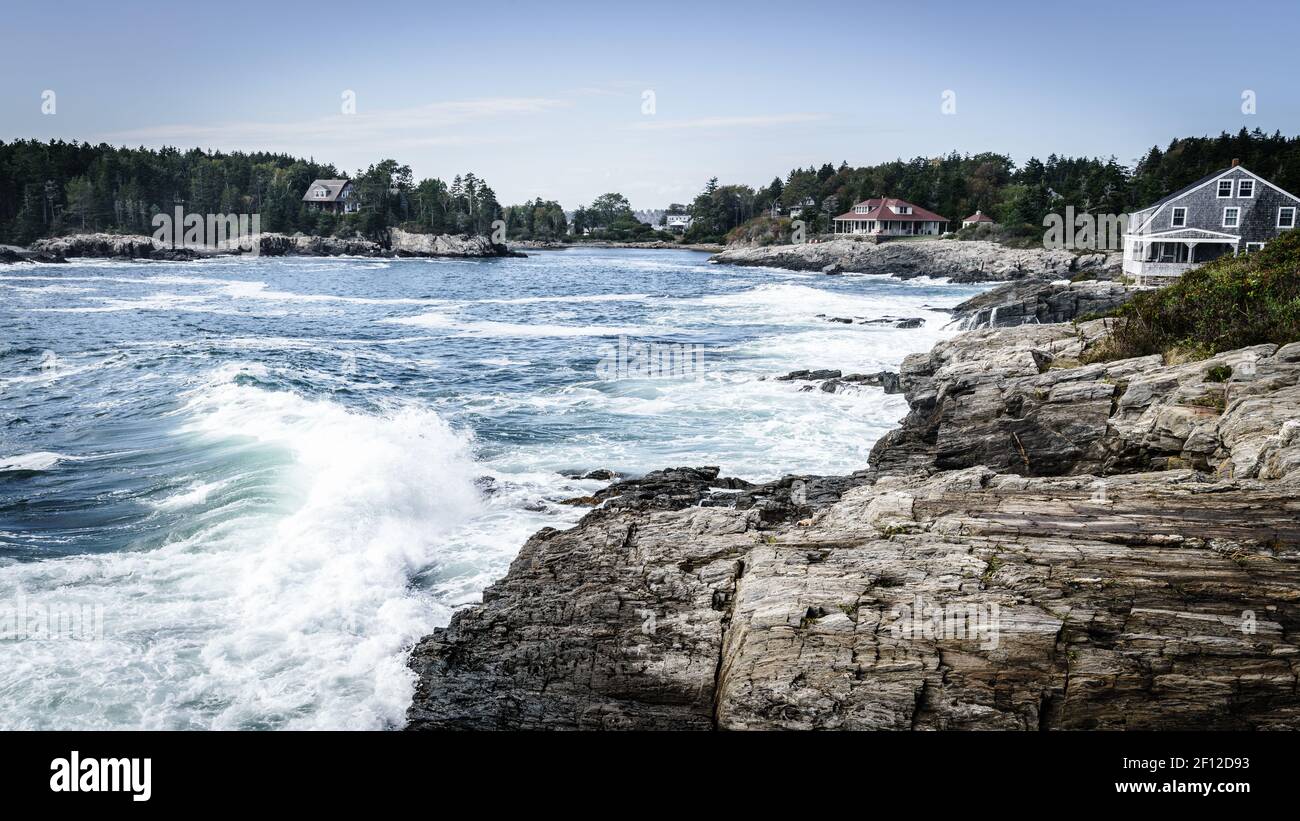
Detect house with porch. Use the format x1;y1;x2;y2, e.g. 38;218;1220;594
1123;161;1300;286
832;198;949;236
302;179;359;214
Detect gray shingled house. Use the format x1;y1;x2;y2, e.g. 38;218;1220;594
302;179;359;214
1123;161;1300;285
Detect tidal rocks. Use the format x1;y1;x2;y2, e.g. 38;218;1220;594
407;322;1300;731
408;463;1300;730
21;229;519;261
390;228;524;258
29;233;182;260
777;369;841;381
868;323;1300;480
711;239;1121;283
776;369;901;394
953;279;1139;329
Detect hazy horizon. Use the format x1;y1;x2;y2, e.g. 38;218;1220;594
3;0;1297;209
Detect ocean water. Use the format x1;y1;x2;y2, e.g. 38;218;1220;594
0;248;988;729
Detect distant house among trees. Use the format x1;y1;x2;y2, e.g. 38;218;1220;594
832;197;949;236
665;214;693;232
1123;161;1300;285
962;210;995;228
787;197;816;218
302;180;358;214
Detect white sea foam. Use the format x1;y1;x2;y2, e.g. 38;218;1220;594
0;368;484;729
0;451;69;472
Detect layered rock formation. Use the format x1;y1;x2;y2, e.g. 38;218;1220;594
407;323;1300;731
710;238;1119;283
952;279;1139;329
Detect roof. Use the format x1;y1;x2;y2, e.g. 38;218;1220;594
834;197;949;223
302;179;353;203
1135;168;1232;215
963;210;994;223
1131;164;1300;234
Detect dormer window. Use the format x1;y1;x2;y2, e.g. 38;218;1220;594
895;205;911;214
854;205;868;214
1218;179;1235;198
1237;179;1255;198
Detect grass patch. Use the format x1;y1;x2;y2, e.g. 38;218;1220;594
1081;228;1300;363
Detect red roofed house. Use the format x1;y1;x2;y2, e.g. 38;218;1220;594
832;197;949;237
962;210;996;228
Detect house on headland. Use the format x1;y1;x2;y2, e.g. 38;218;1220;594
832;197;948;236
1123;161;1299;286
302;179;359;214
962;210;996;228
664;214;693;232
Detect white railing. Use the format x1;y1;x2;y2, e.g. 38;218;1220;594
1122;259;1198;280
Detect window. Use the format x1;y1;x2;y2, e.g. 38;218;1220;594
1237;179;1255;198
1279;207;1297;229
1245;242;1265;253
1223;207;1241;228
1170;207;1187;228
1218;179;1235;197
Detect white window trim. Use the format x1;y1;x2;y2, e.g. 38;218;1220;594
1170;207;1188;228
1246;242;1265;252
1279;207;1297;229
1217;179;1235;198
1223;207;1241;228
1236;179;1255;198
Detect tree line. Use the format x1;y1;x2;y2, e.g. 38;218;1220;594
678;128;1300;244
0;140;508;245
4;129;1299;246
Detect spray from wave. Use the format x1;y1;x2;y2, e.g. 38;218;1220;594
0;366;483;729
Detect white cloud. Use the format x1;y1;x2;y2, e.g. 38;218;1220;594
628;113;830;131
97;97;570;151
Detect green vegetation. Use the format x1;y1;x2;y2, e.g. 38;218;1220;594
7;128;1300;247
718;128;1300;243
724;214;793;246
570;192;668;241
1083;229;1300;363
501;198;568;242
0;140;504;243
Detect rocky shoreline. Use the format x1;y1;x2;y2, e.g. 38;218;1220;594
710;238;1120;283
2;228;521;263
407;319;1300;730
513;239;724;253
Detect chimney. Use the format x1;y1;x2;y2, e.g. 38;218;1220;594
1231;158;1240;167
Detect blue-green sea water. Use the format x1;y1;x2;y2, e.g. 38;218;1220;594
0;248;986;729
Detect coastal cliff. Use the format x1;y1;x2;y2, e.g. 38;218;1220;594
710;238;1119;283
406;321;1300;730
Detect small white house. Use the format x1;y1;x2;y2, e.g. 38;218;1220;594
665;214;693;232
962;210;995;229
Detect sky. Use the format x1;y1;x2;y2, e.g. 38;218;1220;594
2;0;1298;209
